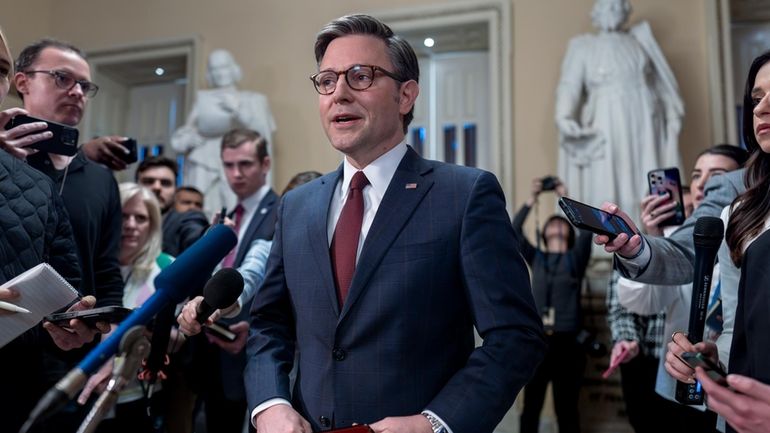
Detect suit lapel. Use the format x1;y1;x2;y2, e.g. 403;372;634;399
235;189;277;265
307;167;343;316
339;148;434;320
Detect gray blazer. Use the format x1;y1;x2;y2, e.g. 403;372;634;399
617;168;745;285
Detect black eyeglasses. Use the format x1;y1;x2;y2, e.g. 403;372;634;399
310;64;403;95
24;70;99;97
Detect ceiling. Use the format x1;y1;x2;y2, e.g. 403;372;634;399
98;55;187;86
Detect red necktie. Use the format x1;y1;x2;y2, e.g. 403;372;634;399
221;203;245;268
331;171;369;305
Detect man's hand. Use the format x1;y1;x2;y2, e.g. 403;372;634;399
640;193;677;236
664;331;718;384
43;296;109;351
593;202;643;258
177;295;211;336
81;135;130;170
254;404;312;433
696;370;770;433
206;320;248;354
0;107;49;159
369;414;433;433
0;287;21;316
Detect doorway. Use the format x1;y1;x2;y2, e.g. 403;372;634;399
83;37;198;182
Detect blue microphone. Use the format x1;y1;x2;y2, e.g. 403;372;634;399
19;224;237;433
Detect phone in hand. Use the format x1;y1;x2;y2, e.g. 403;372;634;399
558;196;636;239
680;351;728;386
4;114;79;156
648;167;685;226
44;306;132;329
118;138;138;164
204;320;237;342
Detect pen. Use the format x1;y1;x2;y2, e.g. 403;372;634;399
0;300;31;314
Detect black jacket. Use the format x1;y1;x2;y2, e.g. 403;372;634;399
162;209;209;257
0;150;82;433
27;151;123;307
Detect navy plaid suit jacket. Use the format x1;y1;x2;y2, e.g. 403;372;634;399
246;147;545;433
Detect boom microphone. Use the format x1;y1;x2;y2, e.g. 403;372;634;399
195;268;244;323
675;216;724;405
19;224;236;433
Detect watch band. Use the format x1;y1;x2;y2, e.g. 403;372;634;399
422;412;447;433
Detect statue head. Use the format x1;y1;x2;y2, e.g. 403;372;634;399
590;0;631;32
206;49;242;88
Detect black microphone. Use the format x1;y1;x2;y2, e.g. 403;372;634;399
675;216;724;405
19;225;236;433
195;268;244;324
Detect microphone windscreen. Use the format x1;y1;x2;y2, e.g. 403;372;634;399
693;216;725;248
154;224;237;304
203;268;244;309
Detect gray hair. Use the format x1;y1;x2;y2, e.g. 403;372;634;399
314;14;419;133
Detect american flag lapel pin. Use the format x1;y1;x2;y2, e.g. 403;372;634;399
405;183;417;190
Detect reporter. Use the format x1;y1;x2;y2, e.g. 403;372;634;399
514;177;592;433
664;51;770;433
80;183;180;433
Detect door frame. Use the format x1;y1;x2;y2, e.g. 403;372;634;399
82;36;200;145
373;0;513;200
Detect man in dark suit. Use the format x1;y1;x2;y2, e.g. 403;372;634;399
198;127;278;433
245;14;545;433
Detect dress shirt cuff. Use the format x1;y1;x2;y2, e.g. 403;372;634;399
219;300;242;319
422;410;453;433
615;237;650;278
250;398;292;428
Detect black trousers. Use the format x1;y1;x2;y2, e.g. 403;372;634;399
619;353;719;433
520;332;586;433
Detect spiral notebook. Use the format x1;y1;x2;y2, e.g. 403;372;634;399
0;263;80;348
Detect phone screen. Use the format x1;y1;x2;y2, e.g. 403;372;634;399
648;167;685;226
680;352;728;386
559;197;635;239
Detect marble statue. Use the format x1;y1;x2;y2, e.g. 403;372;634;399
171;49;276;215
555;0;683;224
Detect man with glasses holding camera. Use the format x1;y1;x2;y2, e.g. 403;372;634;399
245;14;545;433
10;39;124;431
512;176;593;433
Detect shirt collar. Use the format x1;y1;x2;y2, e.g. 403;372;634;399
239;184;270;211
340;141;407;200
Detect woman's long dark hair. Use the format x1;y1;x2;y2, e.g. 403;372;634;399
726;50;770;266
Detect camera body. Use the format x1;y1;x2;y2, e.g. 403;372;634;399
541;176;558;192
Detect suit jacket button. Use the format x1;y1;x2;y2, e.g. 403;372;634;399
319;415;331;428
332;347;346;361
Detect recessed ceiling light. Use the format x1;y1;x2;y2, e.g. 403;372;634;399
155;67;165;76
423;37;435;48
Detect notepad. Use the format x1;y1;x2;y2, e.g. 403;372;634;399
0;263;80;348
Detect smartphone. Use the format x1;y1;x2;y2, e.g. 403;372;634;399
4;114;79;156
118;138;138;164
558;196;636;239
327;426;374;433
680;352;728;386
204;320;237;342
648;167;685;226
44;306;132;328
218;207;227;225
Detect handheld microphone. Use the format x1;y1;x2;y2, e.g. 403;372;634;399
19;224;236;433
195;268;244;324
675;216;724;405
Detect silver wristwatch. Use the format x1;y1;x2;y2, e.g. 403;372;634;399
422;412;448;433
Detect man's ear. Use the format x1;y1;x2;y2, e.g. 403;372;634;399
13;71;29;98
398;80;419;116
261;155;271;171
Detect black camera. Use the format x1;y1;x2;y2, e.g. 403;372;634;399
541;176;558;192
576;329;607;358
